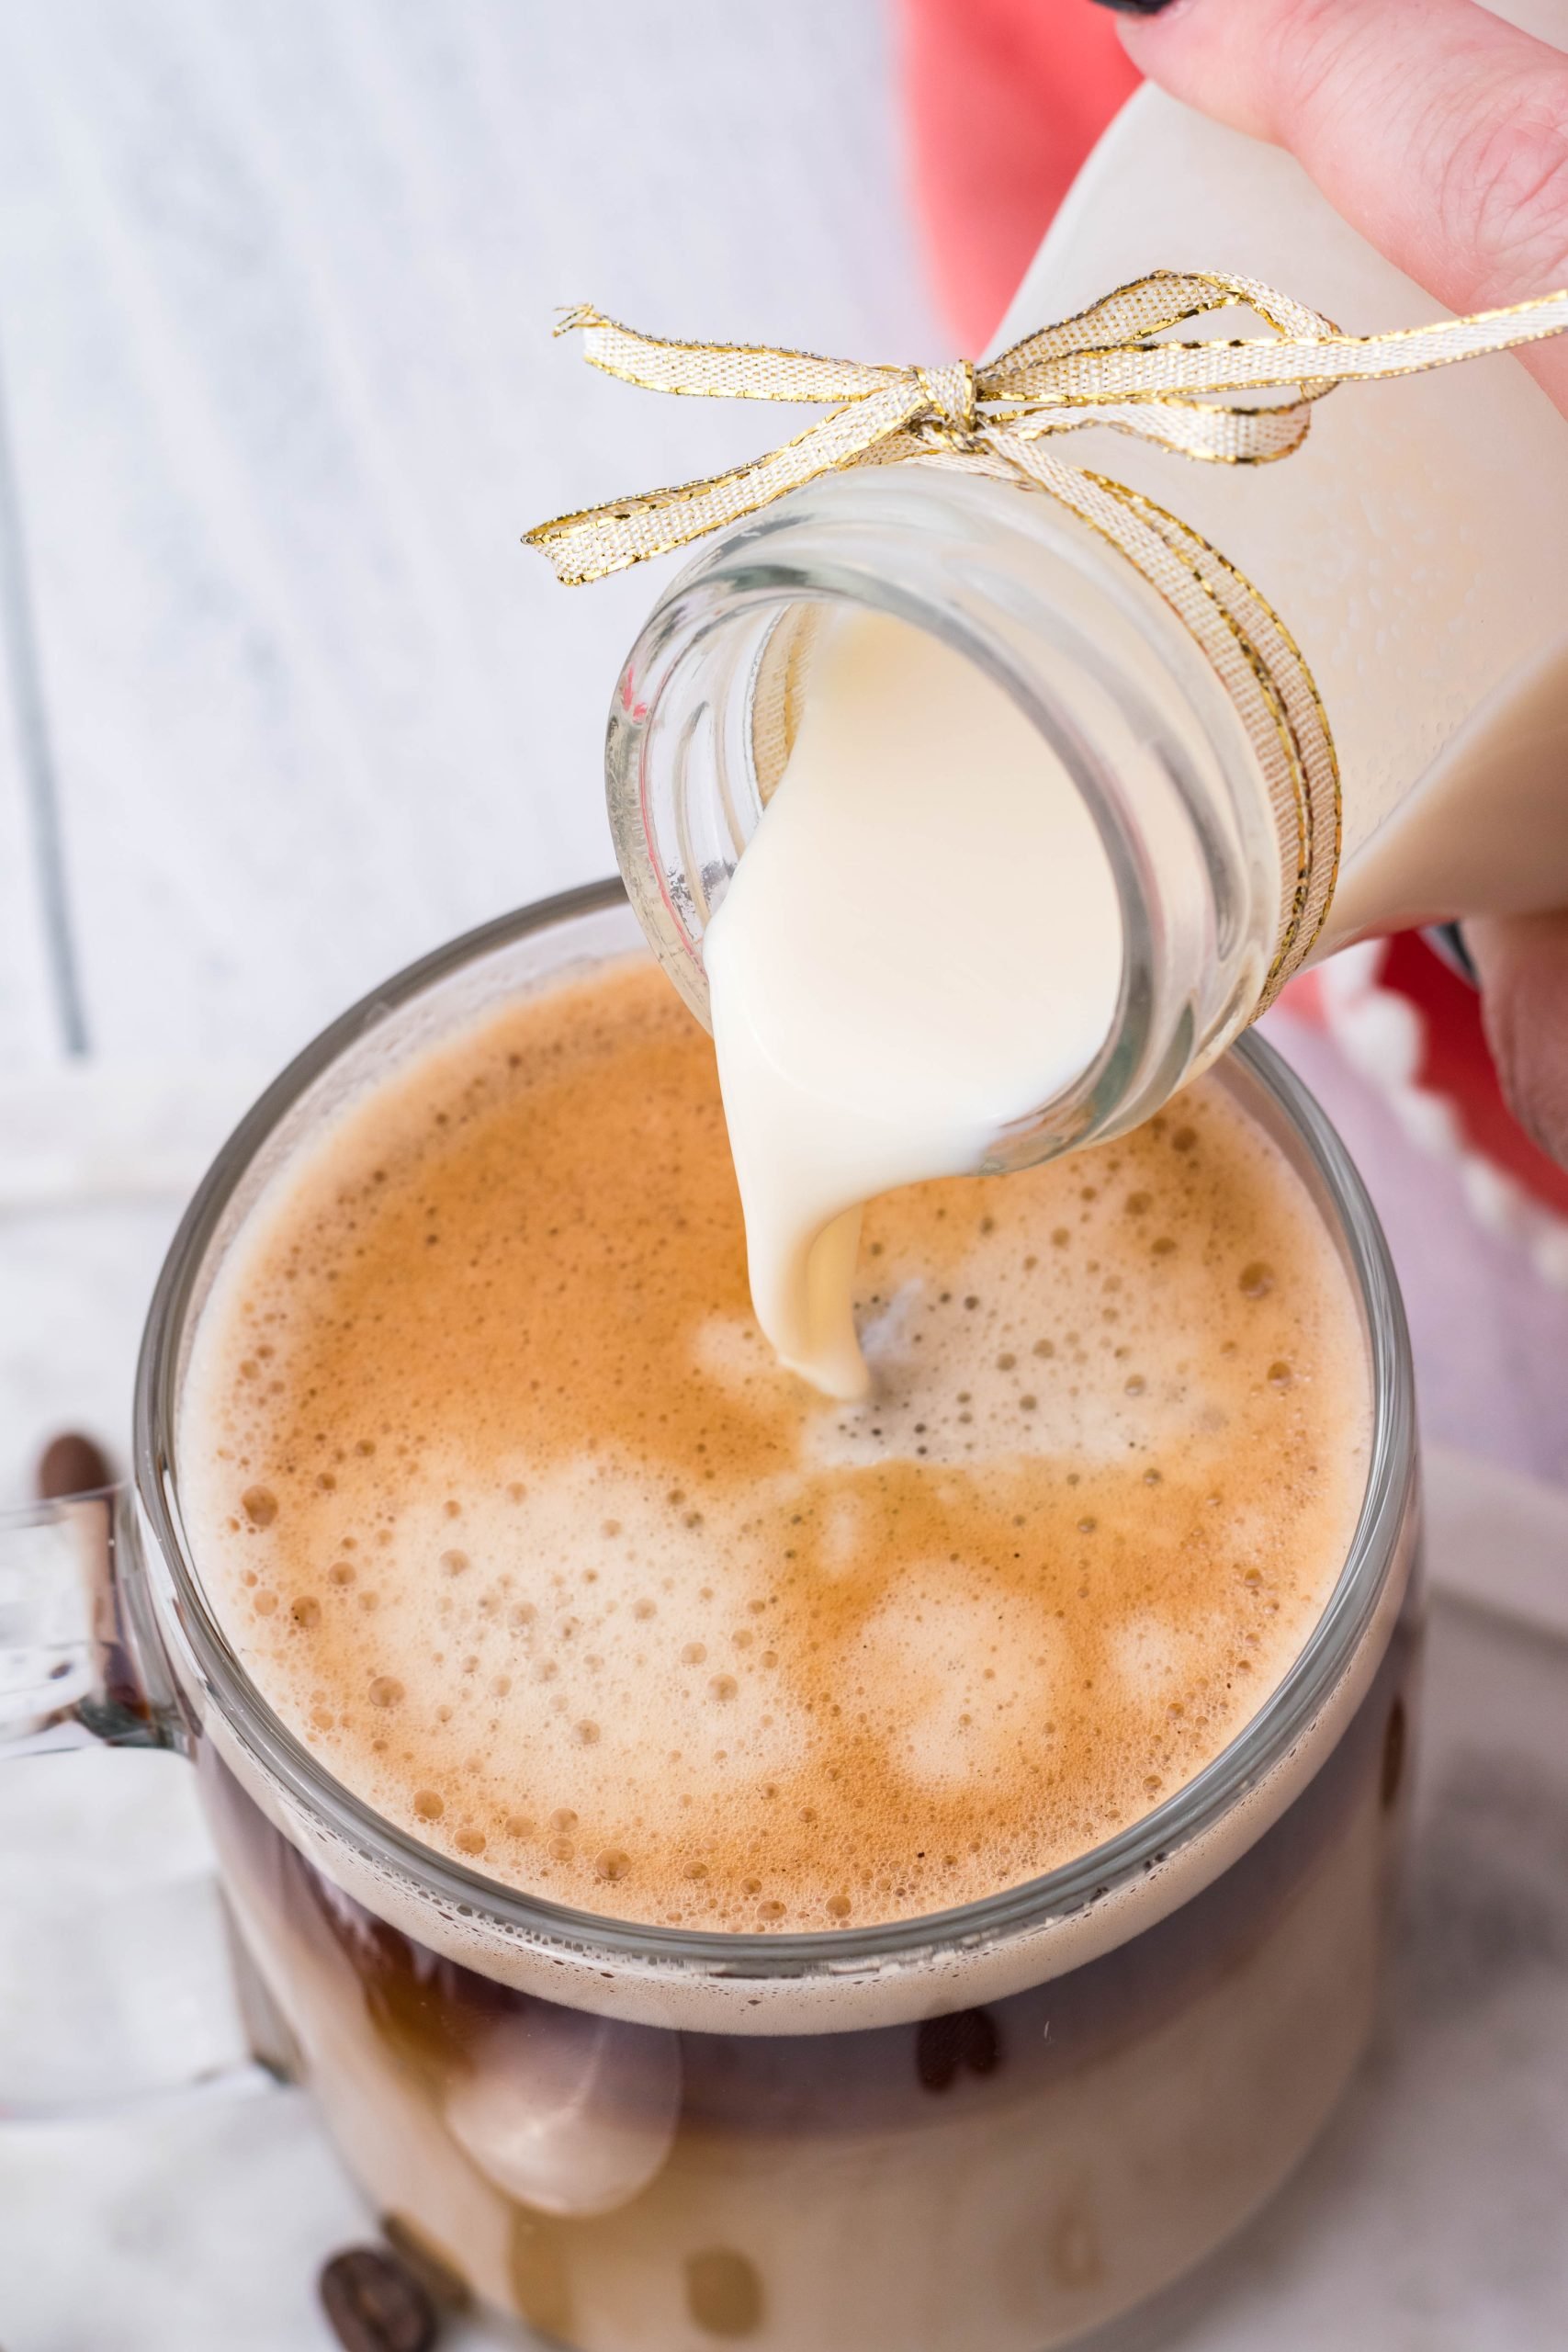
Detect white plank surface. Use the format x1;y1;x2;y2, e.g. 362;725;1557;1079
0;0;942;1071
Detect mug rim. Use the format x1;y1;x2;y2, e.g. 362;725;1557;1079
133;879;1416;1984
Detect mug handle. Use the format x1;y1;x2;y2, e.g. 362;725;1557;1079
0;1484;280;2118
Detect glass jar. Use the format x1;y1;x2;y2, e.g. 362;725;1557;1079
607;463;1284;1168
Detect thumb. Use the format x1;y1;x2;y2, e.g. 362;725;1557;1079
1108;0;1568;416
1465;910;1568;1169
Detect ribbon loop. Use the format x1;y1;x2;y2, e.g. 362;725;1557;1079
525;270;1568;1001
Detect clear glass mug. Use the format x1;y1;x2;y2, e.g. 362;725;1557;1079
2;882;1419;2350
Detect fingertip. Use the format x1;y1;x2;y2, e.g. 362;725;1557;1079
1089;0;1225;107
1467;912;1568;1171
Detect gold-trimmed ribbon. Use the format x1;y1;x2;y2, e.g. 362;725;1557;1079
525;270;1568;1001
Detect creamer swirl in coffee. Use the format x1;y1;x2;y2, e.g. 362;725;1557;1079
182;958;1368;1931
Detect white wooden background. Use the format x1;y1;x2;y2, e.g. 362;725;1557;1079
0;0;947;1073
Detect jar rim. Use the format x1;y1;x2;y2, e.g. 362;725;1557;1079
606;465;1280;1162
134;878;1415;1989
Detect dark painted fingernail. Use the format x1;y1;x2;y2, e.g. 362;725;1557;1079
1422;922;1478;987
1089;1;1178;14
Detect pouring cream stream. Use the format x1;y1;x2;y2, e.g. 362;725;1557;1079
704;609;1123;1397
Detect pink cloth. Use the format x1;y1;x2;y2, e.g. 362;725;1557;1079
898;0;1139;349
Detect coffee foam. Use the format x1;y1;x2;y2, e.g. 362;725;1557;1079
179;958;1371;1934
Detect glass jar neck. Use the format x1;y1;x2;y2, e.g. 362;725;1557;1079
606;465;1284;1166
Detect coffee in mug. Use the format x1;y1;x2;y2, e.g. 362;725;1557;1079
145;898;1415;2348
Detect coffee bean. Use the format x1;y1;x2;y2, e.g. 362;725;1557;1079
916;2011;963;2091
35;1430;113;1501
319;2246;437;2352
686;2247;764;2337
916;2007;1002;2091
1381;1695;1407;1810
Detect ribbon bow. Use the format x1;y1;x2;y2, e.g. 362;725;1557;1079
525;270;1568;1001
525;270;1568;584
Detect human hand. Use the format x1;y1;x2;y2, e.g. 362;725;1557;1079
1097;0;1568;1163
